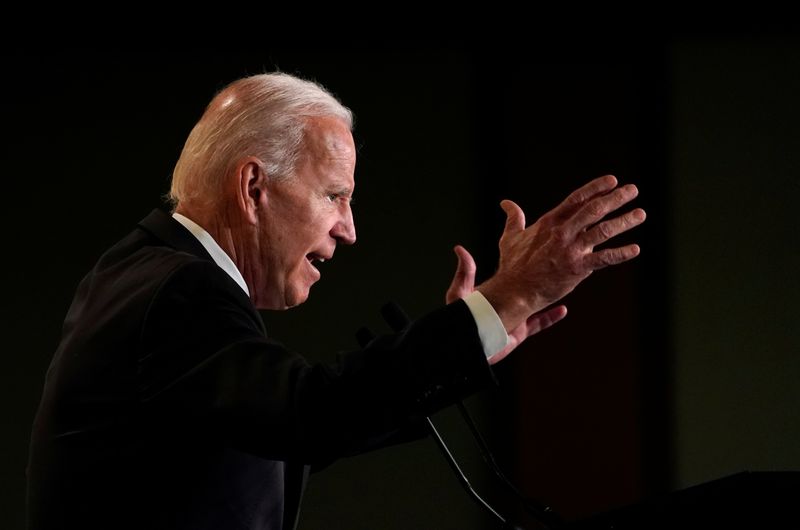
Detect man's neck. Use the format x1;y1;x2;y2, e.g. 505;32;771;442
174;203;254;291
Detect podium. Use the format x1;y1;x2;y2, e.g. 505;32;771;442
565;471;800;529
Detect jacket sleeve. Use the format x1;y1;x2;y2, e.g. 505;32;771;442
137;259;497;467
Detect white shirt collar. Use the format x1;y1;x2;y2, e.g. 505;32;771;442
171;212;250;297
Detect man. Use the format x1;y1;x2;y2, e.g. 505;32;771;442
26;72;645;530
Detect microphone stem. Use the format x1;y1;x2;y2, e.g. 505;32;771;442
425;417;509;526
456;402;562;528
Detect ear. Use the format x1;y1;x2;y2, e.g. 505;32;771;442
237;157;268;225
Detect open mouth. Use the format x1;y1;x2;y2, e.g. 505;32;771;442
306;252;327;264
306;253;328;273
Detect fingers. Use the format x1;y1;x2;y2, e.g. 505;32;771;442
567;183;640;238
445;245;477;304
453;245;477;280
580;207;646;248
525;304;568;335
553;174;618;216
487;305;568;365
500;199;526;234
584;243;641;270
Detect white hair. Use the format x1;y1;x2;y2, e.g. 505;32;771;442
168;72;353;208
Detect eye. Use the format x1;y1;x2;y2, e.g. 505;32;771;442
325;192;354;206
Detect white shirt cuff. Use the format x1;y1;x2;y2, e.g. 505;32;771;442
463;291;509;359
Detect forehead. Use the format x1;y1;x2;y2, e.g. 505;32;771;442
303;116;356;164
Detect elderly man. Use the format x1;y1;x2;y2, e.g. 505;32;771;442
26;72;645;530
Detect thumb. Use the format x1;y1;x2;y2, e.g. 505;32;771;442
446;245;477;304
500;199;526;235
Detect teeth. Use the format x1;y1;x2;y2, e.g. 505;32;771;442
318;258;326;263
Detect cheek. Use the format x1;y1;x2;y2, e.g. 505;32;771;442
298;215;329;244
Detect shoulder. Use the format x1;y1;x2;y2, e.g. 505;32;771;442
140;254;263;342
91;223;243;303
144;255;254;319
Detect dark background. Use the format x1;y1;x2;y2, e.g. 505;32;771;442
2;34;799;529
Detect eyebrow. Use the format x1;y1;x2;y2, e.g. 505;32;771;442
329;184;354;198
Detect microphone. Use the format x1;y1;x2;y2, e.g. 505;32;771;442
359;301;563;529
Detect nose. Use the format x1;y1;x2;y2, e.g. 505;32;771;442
331;203;356;245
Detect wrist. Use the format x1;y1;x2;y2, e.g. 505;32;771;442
476;277;536;332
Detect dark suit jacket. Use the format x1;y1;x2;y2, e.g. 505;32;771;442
26;209;495;530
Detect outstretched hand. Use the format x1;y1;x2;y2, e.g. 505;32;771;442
446;244;567;365
447;174;645;365
476;175;645;336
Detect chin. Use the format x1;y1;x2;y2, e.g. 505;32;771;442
284;286;312;309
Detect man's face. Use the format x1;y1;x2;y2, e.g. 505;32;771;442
255;116;356;309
